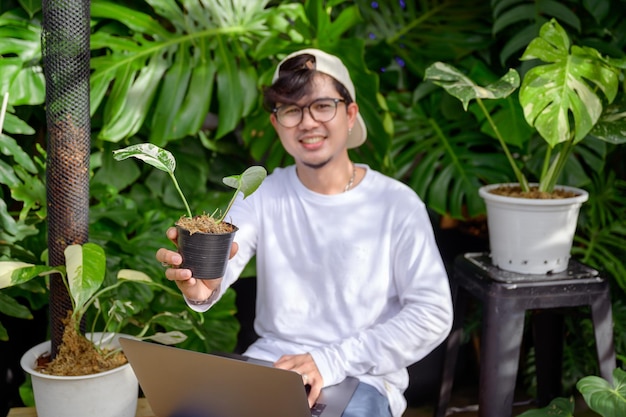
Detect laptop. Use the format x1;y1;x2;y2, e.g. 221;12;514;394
119;337;359;417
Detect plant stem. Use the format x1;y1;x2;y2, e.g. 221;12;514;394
216;192;238;224
539;138;574;193
169;172;193;218
0;92;8;135
476;98;529;191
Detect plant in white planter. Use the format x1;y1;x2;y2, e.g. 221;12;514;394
113;143;267;279
425;19;626;274
0;243;186;417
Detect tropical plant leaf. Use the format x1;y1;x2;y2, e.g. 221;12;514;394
576;368;626;417
491;0;581;64
424;62;520;111
222;166;267;199
117;269;152;282
358;0;492;70
590;97;626;145
519;19;620;147
387;91;513;219
112;143;176;175
142;330;187;345
0;263;51;289
65;243;106;315
0;291;32;320
516;396;575;416
90;0;282;143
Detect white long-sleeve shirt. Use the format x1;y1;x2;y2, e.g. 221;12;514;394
191;164;453;417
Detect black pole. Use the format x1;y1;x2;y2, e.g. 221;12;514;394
41;0;91;357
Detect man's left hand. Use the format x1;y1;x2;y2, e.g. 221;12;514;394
274;352;323;408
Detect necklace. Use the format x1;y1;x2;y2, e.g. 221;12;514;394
344;162;356;192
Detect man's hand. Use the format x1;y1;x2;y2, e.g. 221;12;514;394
274;353;323;408
155;227;238;302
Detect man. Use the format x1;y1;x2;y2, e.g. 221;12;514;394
156;48;453;417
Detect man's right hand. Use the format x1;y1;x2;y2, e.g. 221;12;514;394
155;227;237;302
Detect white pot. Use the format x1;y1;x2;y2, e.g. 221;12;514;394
479;184;588;274
20;332;138;417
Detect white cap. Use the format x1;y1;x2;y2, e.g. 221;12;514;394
272;48;367;149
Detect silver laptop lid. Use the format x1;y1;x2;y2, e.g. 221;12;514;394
120;337;312;417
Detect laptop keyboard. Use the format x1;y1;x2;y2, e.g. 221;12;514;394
310;403;326;416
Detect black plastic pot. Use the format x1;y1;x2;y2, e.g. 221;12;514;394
176;224;238;280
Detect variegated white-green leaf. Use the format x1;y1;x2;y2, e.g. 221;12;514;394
519;19;619;147
424;62;520;111
117;269;152;282
112;143;176;174
113;143;192;218
64;243;106;313
142;330;187;345
0;262;34;289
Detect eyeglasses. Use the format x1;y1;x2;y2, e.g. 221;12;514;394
273;98;346;128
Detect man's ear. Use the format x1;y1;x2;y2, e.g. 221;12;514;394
269;112;279;129
346;102;359;129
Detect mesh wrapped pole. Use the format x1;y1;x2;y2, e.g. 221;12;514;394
42;0;91;357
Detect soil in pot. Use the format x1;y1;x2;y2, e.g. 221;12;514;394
175;214;235;234
36;312;127;376
489;185;578;199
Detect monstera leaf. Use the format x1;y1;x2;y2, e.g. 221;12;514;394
519;19;620;148
90;0;290;144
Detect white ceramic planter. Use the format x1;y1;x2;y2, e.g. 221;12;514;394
20;332;138;417
479;184;588;274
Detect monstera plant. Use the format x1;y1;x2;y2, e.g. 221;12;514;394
425;18;626;195
424;19;626;275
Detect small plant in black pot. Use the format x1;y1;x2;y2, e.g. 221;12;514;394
113;143;267;279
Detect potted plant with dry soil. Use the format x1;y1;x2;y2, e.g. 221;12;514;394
0;243;187;417
113;143;267;279
425;19;626;274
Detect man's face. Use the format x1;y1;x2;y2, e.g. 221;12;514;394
270;74;358;169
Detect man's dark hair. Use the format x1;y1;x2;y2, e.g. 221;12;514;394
263;54;353;112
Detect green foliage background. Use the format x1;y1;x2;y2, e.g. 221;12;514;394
1;0;625;404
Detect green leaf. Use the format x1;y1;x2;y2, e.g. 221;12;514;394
217;166;267;223
10;66;45;106
214;39;244;140
64;243;106;315
117;269;152;283
18;0;42;18
0;263;51;289
577;368;626;417
424;62;520;111
0;291;33;319
173;50;217;139
0;134;37;173
98;52;170;142
590;98;626;145
149;42;193;145
516;397;575;416
519;19;620;147
112;143;176;175
222;166;267;199
112;143;192;217
1;113;36;136
142;330;187;345
90;0;174;39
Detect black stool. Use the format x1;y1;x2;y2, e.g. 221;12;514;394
435;253;616;417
